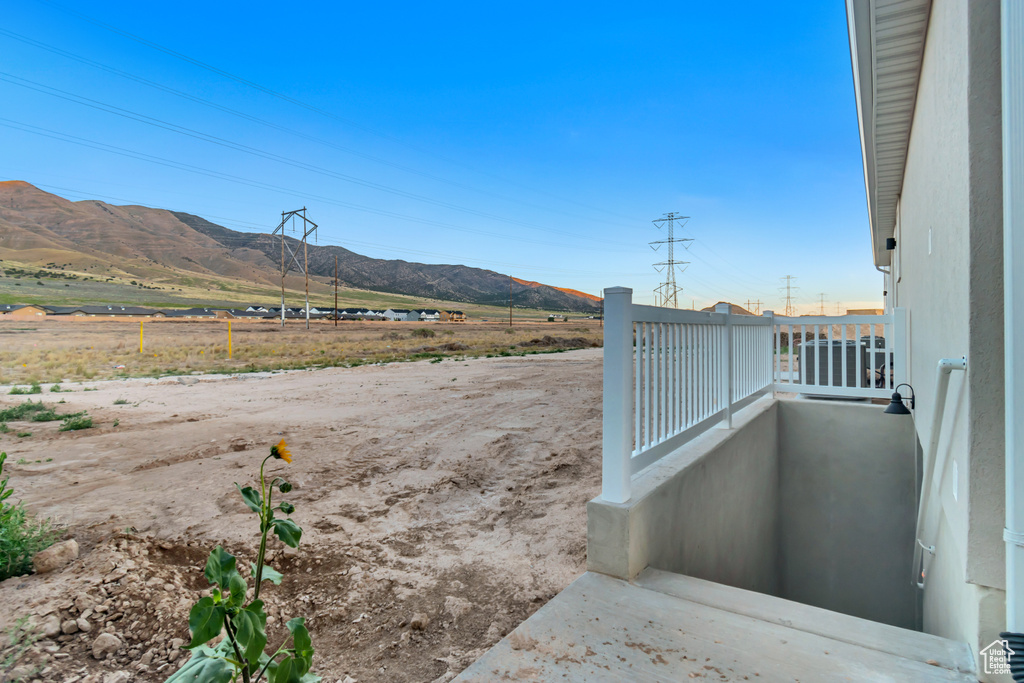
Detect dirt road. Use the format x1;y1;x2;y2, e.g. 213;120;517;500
0;348;603;682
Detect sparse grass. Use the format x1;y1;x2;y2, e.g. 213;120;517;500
0;424;7;434
8;383;41;396
0;320;604;382
113;398;129;405
15;433;30;438
411;328;436;338
49;384;62;393
1;616;41;680
0;402;48;422
58;415;92;432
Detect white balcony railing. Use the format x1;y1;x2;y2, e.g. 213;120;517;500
601;287;907;503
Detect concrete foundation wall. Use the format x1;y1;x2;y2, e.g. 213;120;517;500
777;399;918;629
588;398;779;591
588;397;919;630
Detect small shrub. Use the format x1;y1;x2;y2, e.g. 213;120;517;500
0;401;48;422
59;415;92;432
49;384;62;393
113;398;129;405
0;423;7;434
504;328;514;334
0;452;58;581
8;383;41;396
1;616;40;676
16;433;31;438
411;328;435;338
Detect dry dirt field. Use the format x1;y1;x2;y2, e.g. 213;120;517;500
0;347;604;682
0;319;602;385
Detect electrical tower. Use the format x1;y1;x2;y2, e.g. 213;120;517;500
271;208;318;329
745;299;764;315
779;275;799;317
650;212;693;308
818;293;827;315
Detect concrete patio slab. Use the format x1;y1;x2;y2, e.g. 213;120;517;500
455;570;976;682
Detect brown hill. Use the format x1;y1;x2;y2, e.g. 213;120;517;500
0;182;602;312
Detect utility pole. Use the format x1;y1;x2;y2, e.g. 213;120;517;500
835;302;844;316
780;275;799;317
271;208;318;329
650;213;693;308
334;254;338;328
508;275;513;328
818;293;827;315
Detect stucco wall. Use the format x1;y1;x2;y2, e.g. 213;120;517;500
777;399;918;629
892;0;1005;660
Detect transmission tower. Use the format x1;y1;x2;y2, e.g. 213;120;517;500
650;212;693;308
779;275;799;317
745;299;764;315
818;293;827;315
271;208;318;329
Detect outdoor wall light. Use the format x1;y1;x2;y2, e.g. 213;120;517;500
884;383;916;415
886;237;897;250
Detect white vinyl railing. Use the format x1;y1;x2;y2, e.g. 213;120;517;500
771;311;906;398
602;286;907;503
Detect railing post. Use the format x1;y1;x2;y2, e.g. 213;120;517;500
764;310;775;397
715;303;733;428
603;287;633;503
893;307;908;388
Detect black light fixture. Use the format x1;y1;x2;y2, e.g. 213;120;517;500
885;383;915;415
886;237;897;250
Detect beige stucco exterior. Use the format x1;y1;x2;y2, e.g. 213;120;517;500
881;0;1005;667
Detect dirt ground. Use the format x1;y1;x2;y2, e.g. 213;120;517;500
0;348;603;682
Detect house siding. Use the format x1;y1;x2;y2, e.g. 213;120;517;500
892;0;1005;665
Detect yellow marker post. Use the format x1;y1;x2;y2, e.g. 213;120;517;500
228;322;232;359
139;321;144;353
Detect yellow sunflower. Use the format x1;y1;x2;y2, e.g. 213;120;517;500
271;439;292;463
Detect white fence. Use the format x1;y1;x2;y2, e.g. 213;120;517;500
602;287;906;503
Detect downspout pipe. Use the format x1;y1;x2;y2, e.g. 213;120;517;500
913;357;967;588
1003;0;1024;635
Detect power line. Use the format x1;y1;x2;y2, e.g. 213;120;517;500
0;27;637;230
0;118;629;254
29;2;639;223
650;213;692;308
0;71;636;247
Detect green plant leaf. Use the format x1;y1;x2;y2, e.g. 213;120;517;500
232;600;268;668
272;655;300;683
186;597;226;649
166;642;238;683
204;546;236;588
235;484;262;513
286;617;313;674
226;570;248;608
251;562;284;585
271;519;302;548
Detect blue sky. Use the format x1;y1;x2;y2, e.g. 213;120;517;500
0;2;880;312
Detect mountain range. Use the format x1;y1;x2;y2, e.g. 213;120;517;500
0;181;601;311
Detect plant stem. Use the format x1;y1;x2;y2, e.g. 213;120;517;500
253;455;274;601
223;616;251;683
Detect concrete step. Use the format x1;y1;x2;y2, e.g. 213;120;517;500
635;567;976;675
455;570;976;682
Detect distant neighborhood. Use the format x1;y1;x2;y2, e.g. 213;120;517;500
0;303;467;322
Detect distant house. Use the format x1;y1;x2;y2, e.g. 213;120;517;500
0;304;48;319
411;309;441;322
441;310;466;322
382;309;411;321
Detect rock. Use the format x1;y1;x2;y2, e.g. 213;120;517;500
40;615;61;638
92;633;123;659
177;377;199;386
77;617;92;633
74;593;94;611
343;677;358;683
170;637;185;650
409;613;430;631
61;619;79;635
443;595;472;621
32;540;79;574
103;672;131;683
140;649;155;666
